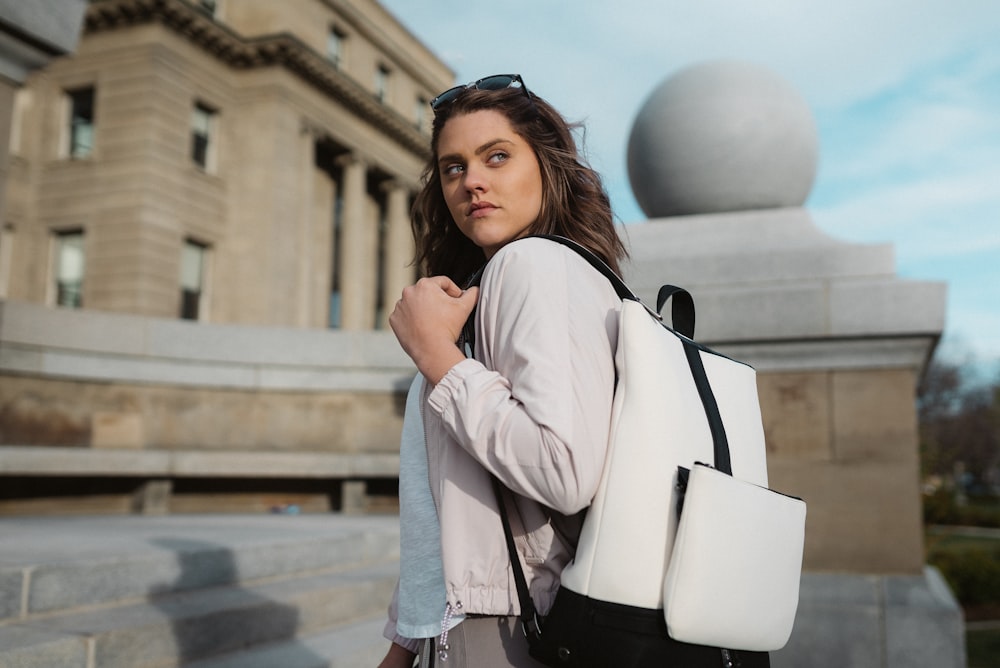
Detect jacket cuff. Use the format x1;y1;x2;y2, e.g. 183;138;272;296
427;358;481;414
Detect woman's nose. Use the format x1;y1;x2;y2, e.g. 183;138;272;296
463;164;487;192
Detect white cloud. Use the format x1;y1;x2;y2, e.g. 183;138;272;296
813;169;1000;259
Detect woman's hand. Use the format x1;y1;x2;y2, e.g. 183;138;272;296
376;642;417;668
389;276;479;385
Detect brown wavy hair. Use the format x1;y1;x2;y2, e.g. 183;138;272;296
411;85;627;283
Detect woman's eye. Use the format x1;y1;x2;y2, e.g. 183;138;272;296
487;151;509;164
442;163;464;176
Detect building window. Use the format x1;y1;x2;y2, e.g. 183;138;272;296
327;27;346;67
191;102;217;171
375;65;390;103
66;87;94;159
10;89;31;156
415;96;427;131
180;239;208;320
53;230;85;308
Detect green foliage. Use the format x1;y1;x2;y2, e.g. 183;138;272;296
918;360;1000;488
926;527;1000;621
967;628;1000;668
930;547;1000;607
919;360;1000;656
924;489;1000;528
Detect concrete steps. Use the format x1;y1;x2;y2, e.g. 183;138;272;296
0;515;400;668
185;616;388;668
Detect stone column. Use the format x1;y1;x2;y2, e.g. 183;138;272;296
0;80;15;300
380;182;415;329
311;161;336;329
0;78;14;229
295;130;315;328
337;156;369;330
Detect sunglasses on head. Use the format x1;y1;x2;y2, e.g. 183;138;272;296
430;73;532;112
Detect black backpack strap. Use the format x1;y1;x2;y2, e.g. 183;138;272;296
457;265;485;357
532;234;638;302
535;235;696;340
461;235;697;345
492;477;544;644
681;343;733;475
656;285;696;340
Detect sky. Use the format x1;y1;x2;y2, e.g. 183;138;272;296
379;0;1000;382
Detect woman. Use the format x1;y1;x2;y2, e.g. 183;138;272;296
379;74;626;668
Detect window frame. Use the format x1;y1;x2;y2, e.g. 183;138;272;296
179;238;210;320
197;0;218;16
415;95;428;132
63;86;95;160
190;101;218;172
327;25;347;68
374;64;391;104
51;228;86;309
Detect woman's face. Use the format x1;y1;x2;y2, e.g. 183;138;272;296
436;109;543;259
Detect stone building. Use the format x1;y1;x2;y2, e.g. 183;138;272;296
2;0;451;329
0;0;452;514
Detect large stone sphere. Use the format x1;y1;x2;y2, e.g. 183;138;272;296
627;60;819;218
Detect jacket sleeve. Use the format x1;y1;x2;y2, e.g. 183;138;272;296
427;238;618;514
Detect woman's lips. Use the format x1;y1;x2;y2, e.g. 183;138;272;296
468;202;497;218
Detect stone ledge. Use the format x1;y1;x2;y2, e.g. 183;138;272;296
0;446;400;478
716;335;938;374
0;299;416;391
622;208;947;347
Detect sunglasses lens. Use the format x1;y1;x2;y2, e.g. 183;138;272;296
430;74;528;112
475;75;519;91
430;85;465;110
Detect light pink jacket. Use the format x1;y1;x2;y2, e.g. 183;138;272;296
386;237;620;650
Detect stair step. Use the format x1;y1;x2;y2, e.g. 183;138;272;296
0;569;22;620
184;614;389;668
0;515;399;621
18;561;399;668
0;625;88;668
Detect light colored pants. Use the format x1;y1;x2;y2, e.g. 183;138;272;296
418;616;548;668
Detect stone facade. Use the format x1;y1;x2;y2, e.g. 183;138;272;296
1;0;452;329
760;367;925;574
0;298;412;453
0;0;89;284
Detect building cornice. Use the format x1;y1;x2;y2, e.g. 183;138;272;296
318;0;454;91
84;0;430;158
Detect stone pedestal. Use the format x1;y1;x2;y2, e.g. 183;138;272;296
622;208;959;667
772;569;965;668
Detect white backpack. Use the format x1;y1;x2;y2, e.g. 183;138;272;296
495;235;806;663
